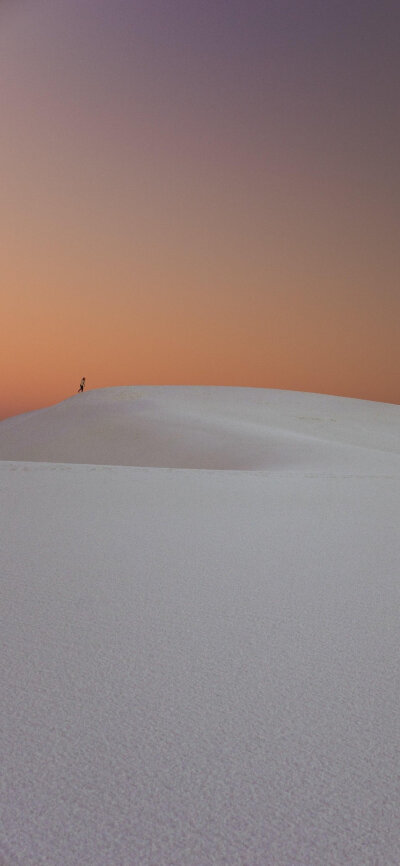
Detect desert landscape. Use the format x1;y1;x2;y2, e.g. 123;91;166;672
1;385;399;865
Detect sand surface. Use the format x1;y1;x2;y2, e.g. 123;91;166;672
1;386;400;865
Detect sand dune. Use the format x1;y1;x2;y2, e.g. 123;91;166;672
1;387;400;865
0;385;399;468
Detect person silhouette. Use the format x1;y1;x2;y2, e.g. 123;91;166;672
78;377;86;393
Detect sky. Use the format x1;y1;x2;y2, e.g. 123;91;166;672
1;0;399;418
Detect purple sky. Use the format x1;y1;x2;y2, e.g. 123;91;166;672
1;0;399;417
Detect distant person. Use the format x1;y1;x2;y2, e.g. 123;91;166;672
78;377;86;393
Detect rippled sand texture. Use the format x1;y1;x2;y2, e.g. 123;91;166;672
1;387;400;865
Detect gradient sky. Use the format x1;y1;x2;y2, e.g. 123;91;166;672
1;0;399;418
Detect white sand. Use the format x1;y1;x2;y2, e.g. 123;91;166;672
1;386;399;865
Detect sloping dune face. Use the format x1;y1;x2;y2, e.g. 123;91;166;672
0;386;399;469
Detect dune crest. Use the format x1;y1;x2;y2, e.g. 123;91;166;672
0;386;399;469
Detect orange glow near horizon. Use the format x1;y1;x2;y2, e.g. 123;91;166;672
1;0;399;420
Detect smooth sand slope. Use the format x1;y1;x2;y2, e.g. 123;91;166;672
0;386;399;468
1;387;400;865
